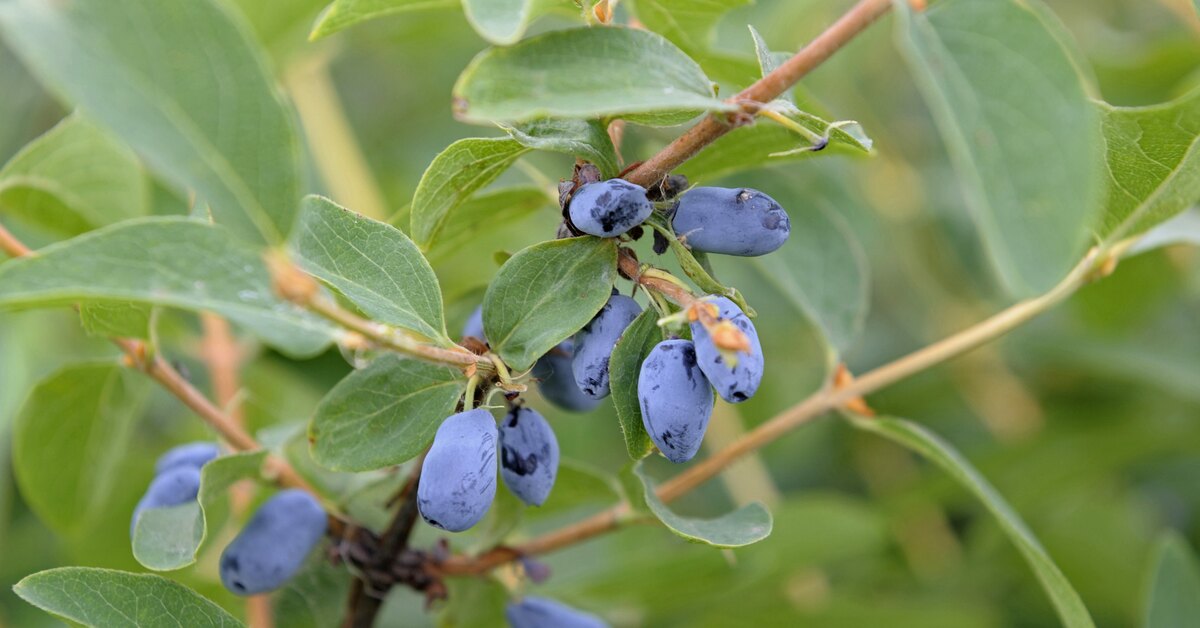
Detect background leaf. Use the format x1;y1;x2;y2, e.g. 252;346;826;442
633;461;772;548
132;451;268;572
310;0;455;40
753;200;869;362
77;302;152;340
453;27;733;126
14;567;241;627
630;0;752;54
0;113;146;237
12;364;149;536
0;218;335;357
309;355;465;471
609;308;662;460
482;236;617;372
423;187;554;258
848;415;1095;628
503;118;620;179
0;0;305;244
895;0;1102;295
409;138;530;250
1097;87;1200;241
1142;532;1200;628
462;0;560;45
292;195;449;342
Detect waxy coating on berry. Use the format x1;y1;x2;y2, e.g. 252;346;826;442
638;339;715;463
153;441;220;475
505;596;610;628
219;489;327;595
462;305;486;342
130;466;201;537
568;179;653;238
533;340;601;413
417;408;498;532
572;293;641;399
690;297;764;403
671;187;790;256
499;407;560;507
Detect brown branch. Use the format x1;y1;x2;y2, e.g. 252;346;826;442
0;222;32;258
440;248;1112;575
618;247;695;307
623;0;894;188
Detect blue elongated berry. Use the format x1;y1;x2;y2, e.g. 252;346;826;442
462;305;486;342
690;297;764;403
505;596;609;628
499;407;559;507
130;466;201;537
154;441;220;475
532;340;601;413
568;179;652;238
671;187;790;256
638;340;714;463
219;490;327;595
418;409;498;532
572;293;641;399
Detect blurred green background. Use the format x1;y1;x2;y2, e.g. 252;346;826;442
1;0;1198;626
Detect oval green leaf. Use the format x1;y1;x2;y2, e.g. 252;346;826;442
1143;532;1200;628
14;567;242;628
310;0;455;40
292;195;449;343
631;460;772;548
309;355;466;472
0;218;336;357
409;137;530;250
0;0;305;245
453;27;732;126
848;415;1095;628
132;451;268;572
609;309;661;460
895;0;1102;296
482;236;618;372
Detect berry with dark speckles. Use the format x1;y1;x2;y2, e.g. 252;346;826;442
499;407;559;506
572;293;641;399
671;187;789;256
638;339;714;463
130;466;201;537
691;297;764;403
417;408;498;532
568;179;652;238
532;340;601;413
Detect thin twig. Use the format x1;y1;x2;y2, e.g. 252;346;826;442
441;249;1112;574
0;222;32;257
623;0;893;188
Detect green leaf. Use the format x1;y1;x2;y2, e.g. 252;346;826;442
309;354;466;471
609;309;664;460
132;451;268;571
0;0;305;245
439;577;508;628
483;236;618;371
630;0;752;55
1143;532;1200;628
462;0;559;45
12;364;150;536
0;218;336;357
78;302;153;340
848;415;1095;628
410;138;530;250
274;550;351;628
632;461;772;548
0;113;147;237
292;195;449;342
681;116;871;183
1097;87;1200;241
14;567;242;628
748;26;789;99
310;0;455;40
453;27;732;126
895;0;1102;295
1128;208;1200;255
534;458;624;516
753;201;869;360
503;118;620;179
426;187;554;257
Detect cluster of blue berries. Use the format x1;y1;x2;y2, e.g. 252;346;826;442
130;442;327;596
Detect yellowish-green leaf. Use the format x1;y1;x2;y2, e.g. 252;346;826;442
609;309;661;460
631;460;772;548
309;0;454;40
453;27;732;126
1143;532;1200;628
503;118;620;179
410;138;530;250
630;0;752;54
0;113;146;237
